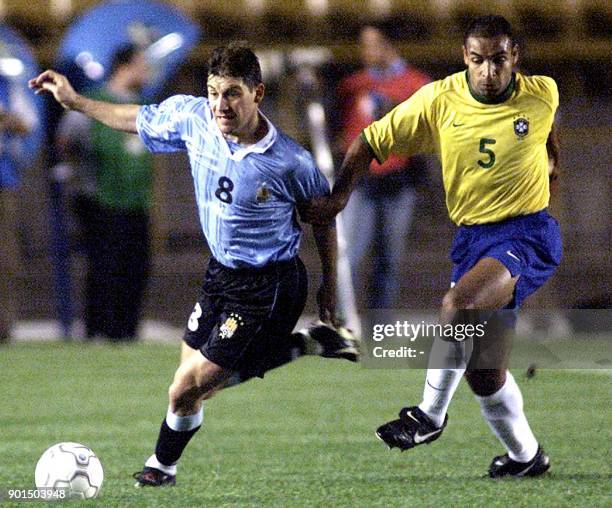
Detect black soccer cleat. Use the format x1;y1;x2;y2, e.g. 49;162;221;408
376;406;447;451
488;446;550;478
296;321;361;362
133;467;176;487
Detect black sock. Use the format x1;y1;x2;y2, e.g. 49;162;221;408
154;419;201;467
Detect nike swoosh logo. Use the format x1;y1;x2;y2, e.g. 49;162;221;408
406;411;420;423
506;250;520;262
517;461;536;476
414;428;442;444
406;410;442;444
452;122;464;127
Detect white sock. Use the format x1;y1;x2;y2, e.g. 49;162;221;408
418;338;468;428
419;368;464;428
145;454;177;476
476;371;539;462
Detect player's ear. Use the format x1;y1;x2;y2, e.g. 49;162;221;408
254;82;265;104
511;44;519;66
462;45;469;66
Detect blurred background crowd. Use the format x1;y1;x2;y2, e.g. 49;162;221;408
0;0;609;342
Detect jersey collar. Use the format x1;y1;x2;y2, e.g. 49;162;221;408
465;71;516;105
211;108;277;162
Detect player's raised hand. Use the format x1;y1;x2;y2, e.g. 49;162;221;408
28;70;79;110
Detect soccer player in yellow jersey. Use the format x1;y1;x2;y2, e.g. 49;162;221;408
302;15;561;477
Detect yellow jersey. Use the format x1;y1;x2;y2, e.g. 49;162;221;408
362;71;558;225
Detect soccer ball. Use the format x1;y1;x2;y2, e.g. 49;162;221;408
35;442;103;499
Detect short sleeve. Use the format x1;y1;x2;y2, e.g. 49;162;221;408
287;150;331;203
543;76;559;113
136;94;203;153
362;83;436;163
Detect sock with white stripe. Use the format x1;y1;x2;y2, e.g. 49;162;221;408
476;371;539;462
150;407;203;472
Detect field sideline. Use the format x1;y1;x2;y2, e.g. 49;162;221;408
1;342;610;507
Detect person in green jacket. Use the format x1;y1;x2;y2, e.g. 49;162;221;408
56;45;153;341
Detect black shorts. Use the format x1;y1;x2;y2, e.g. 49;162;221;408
183;256;308;378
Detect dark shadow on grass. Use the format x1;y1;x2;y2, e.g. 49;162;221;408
354;471;612;484
541;472;612;481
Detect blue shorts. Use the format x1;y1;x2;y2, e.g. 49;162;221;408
450;210;562;309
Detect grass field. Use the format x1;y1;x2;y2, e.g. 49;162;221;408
1;342;610;507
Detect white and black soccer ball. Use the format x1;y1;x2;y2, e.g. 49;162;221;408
35;442;103;499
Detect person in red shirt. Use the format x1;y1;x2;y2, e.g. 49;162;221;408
336;24;431;308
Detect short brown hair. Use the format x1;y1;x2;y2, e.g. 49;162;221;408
207;41;262;90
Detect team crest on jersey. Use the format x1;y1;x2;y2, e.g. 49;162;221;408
219;313;244;339
256;183;271;203
513;115;530;139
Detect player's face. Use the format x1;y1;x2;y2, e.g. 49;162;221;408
360;26;389;68
127;52;151;91
463;35;518;99
207;75;264;138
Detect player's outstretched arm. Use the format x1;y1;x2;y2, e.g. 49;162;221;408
312;223;338;325
300;134;373;225
29;70;140;133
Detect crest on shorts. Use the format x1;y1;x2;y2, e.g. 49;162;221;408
256;182;271;203
219;313;244;339
513;115;529;139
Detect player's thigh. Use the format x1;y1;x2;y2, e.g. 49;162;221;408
231;258;308;376
443;257;518;314
180;340;201;364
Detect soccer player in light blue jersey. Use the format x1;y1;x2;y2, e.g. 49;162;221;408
31;42;359;488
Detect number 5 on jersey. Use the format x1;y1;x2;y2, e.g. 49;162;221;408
478;138;496;169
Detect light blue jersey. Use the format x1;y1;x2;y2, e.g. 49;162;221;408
136;95;329;268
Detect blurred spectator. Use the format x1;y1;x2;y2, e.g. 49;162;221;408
336;24;431;308
56;45;153;341
0;74;38;344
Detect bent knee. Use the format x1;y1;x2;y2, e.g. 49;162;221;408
168;377;191;408
442;287;476;312
169;358;228;405
465;369;506;396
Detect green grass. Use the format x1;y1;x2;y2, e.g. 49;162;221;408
1;343;610;507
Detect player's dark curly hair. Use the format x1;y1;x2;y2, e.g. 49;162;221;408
464;15;515;46
207;41;262;90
